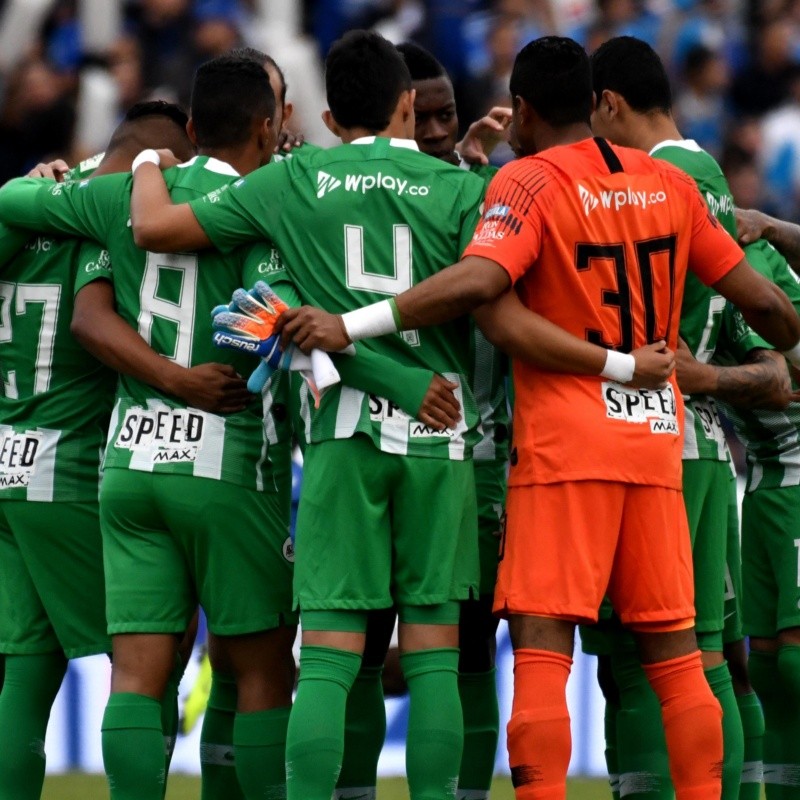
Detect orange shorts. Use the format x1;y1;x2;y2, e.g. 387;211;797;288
494;481;695;628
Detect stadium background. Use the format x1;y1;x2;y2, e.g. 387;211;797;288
0;0;795;789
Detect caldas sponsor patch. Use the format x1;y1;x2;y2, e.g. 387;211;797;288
602;382;679;435
115;407;207;463
0;430;42;487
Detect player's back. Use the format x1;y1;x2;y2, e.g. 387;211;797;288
480;137;739;489
102;156;280;488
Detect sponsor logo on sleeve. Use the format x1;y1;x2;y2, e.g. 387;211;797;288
601;381;679;435
85;249;111;274
0;430;42;487
257;247;283;275
115;407;207;463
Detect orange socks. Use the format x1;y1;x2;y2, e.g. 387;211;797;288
507;649;573;800
643;651;723;800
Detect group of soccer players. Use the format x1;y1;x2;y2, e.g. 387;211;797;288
0;21;800;800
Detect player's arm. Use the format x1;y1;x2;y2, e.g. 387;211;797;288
676;337;790;410
0;174;117;242
72;245;250;414
130;154;279;254
473;288;675;389
736;208;800;272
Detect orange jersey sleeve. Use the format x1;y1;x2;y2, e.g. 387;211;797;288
667;167;744;285
462;159;555;283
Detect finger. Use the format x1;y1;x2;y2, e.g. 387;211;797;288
213;363;239;377
434;389;461;419
418;409;447;431
479;117;505;132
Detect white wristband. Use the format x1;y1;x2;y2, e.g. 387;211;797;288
132;149;160;173
600;350;636;384
782;340;800;368
341;300;399;342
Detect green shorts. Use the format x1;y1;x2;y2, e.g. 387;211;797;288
101;469;296;636
742;484;800;638
474;458;507;596
579;598;636;656
294;436;479;611
723;474;744;645
683;459;732;650
0;501;110;659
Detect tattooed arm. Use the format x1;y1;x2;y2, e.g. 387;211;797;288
676;338;791;410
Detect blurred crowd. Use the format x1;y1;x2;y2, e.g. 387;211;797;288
0;0;799;218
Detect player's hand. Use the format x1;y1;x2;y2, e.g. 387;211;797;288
456;106;512;166
276;306;351;354
173;363;252;414
152;149;182;171
674;336;714;395
735;207;773;245
27;159;70;181
417;374;461;431
629;340;676;389
276;129;305;154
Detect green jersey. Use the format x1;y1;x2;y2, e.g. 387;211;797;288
192;136;486;461
651;139;737;462
0;157;290;490
0;234;115;501
461;161;510;462
715;239;800;491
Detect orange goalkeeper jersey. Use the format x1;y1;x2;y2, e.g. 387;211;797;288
463;137;743;489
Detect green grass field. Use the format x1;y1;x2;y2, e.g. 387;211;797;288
42;774;609;799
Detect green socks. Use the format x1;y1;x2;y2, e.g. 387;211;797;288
604;700;621;800
401;648;463;800
0;652;67;800
286;645;362;800
234;706;291;800
457;669;499;800
161;656;184;779
750;650;786;800
336;664;385;800
200;673;244;800
102;692;166;800
776;645;800;799
612;651;672;800
736;691;765;800
705;662;745;800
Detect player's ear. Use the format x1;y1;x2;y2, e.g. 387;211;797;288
282;101;294;127
186;118;199;148
603;90;619;118
322;109;341;138
260;116;276;154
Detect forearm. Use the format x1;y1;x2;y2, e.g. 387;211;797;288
393;257;510;331
739;282;800;352
332;346;433;417
0;178;60;234
130;162;210;252
72;293;186;398
763;216;800;273
710;351;791;410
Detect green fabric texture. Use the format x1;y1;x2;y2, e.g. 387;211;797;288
775;646;800;799
337;665;386;794
604;700;621;800
705;663;745;800
0;652;67;800
612;650;672;800
457;669;499;795
233;705;291;800
736;691;765;800
749;651;787;800
102;692;166;800
286;646;362;800
200;673;244;800
401;648;463;800
161;656;185;778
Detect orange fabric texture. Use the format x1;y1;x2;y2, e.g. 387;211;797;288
494;481;695;623
463;138;744;490
507;649;573;800
643;651;724;800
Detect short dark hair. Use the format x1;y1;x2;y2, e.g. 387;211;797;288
106;100;189;154
510;36;592;126
191;55;275;148
396;41;447;82
591;36;672;114
227;45;287;104
124;100;188;130
326;30;412;131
